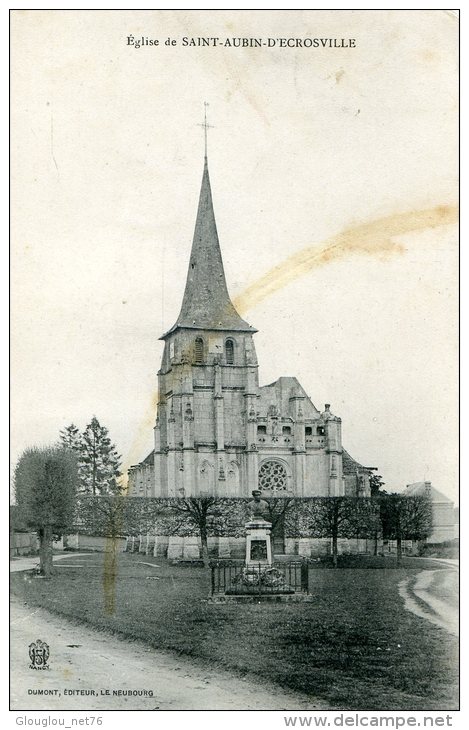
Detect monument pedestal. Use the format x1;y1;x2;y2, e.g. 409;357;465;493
245;519;273;567
209;515;313;602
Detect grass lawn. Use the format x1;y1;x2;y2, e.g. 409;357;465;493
10;552;458;711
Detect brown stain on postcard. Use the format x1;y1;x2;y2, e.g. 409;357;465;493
103;540;119;615
233;206;458;314
103;389;159;614
121;389;160;491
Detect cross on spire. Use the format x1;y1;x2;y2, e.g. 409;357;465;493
197;101;214;160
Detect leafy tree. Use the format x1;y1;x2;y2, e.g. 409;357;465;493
367;475;387;553
369;473;386;496
80;416;121;495
14;446;79;577
379;493;433;564
59;423;82;452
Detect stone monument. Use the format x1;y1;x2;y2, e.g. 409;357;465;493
245;490;273;567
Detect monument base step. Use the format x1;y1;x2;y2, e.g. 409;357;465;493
209;593;313;603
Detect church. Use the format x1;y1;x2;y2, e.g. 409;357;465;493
128;146;374;512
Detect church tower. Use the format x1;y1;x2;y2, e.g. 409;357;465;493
127;121;377;557
154;154;260;498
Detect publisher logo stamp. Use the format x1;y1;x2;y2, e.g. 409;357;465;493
29;639;50;670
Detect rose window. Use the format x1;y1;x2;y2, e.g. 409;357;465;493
258;461;287;491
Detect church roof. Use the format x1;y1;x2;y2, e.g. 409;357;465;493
130;450;154;470
142;450;155;466
259;377;320;417
161;158;256;338
342;449;368;475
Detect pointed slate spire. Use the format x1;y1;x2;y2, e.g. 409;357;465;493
162;158;256;337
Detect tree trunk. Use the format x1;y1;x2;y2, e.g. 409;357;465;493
373;530;379;556
200;528;210;568
270;533;275;559
39;526;54;578
396;535;402;565
332;531;338;568
103;538;118;615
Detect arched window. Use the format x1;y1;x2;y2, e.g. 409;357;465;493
225;339;234;364
194;337;204;363
199;459;215;495
258;460;288;491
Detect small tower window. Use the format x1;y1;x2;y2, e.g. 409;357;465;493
195;337;204;363
225;339;234;364
257;425;266;442
282;426;291;435
317;426;325;436
305;426;313;437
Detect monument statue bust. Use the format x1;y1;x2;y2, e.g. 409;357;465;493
247;489;270;522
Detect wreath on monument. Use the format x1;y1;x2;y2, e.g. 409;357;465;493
261;567;287;588
232;566;287;589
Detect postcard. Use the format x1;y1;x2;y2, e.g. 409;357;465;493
10;9;459;717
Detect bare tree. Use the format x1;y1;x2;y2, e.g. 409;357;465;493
301;497;380;567
379;493;433;564
165;497;219;566
263;497;295;556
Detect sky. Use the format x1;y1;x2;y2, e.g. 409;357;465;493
11;10;458;501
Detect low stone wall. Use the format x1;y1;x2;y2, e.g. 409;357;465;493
124;534;377;559
10;531;38;557
65;534;127;552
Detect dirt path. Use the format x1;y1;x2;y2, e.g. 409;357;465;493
10;553;92;573
398;566;458;636
10;595;328;711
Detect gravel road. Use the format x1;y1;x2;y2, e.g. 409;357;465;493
10;594;327;711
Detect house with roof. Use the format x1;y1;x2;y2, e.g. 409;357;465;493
404;481;457;544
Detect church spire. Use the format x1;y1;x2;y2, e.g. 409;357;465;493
162;146;256;338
